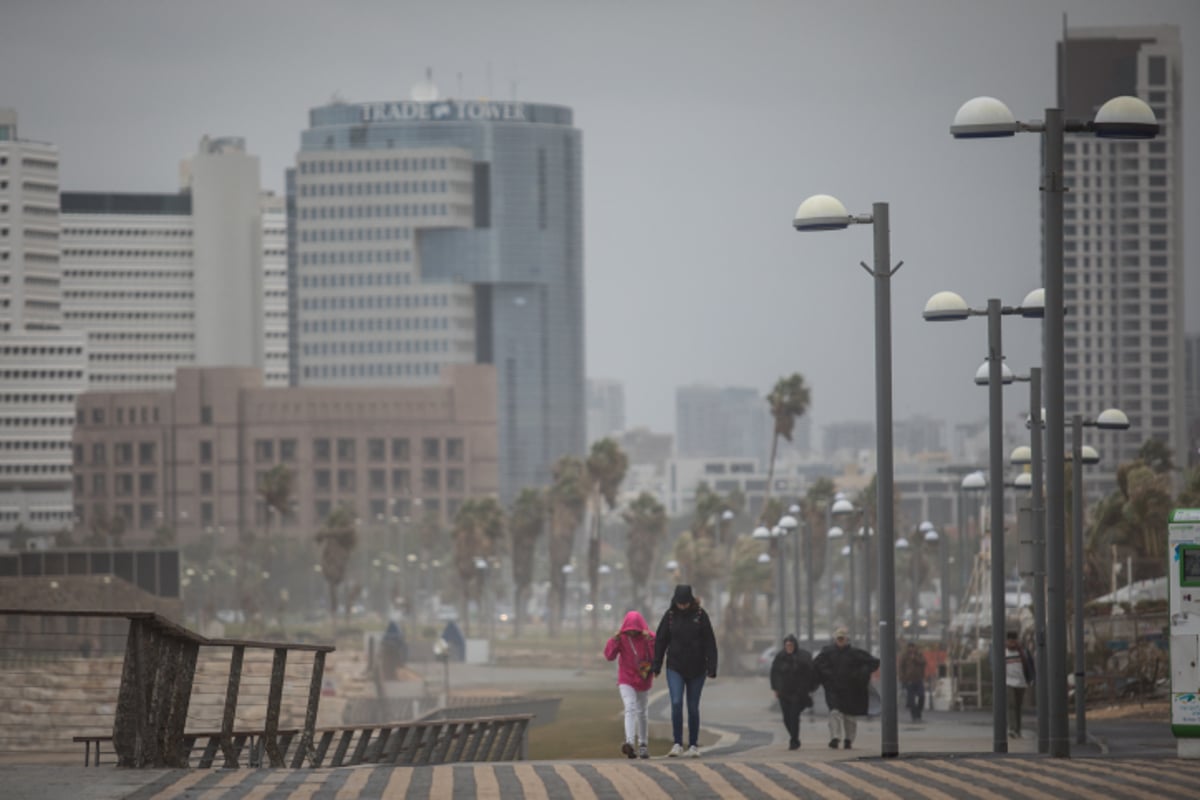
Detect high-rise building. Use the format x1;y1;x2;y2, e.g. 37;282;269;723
586;379;625;446
674;384;769;461
0;109;86;543
1058;26;1185;493
290;89;585;500
60;136;289;389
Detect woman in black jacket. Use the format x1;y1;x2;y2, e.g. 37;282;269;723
770;634;815;750
652;584;717;757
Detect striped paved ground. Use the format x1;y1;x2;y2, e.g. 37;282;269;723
123;756;1200;799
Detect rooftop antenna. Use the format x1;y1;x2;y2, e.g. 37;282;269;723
411;67;439;102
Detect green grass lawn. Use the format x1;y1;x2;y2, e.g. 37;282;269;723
526;688;717;760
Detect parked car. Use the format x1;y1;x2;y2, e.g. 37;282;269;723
757;644;779;675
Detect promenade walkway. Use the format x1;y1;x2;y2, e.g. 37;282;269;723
1;663;1188;799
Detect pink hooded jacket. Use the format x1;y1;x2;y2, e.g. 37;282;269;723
604;610;656;691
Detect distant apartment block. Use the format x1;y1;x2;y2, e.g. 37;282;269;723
70;365;497;546
1058;26;1185;488
586;379;625;446
0;109;87;541
60;135;289;390
675;385;770;461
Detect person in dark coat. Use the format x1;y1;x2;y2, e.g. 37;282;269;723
652;584;718;758
813;626;879;749
770;634;815;750
899;641;927;722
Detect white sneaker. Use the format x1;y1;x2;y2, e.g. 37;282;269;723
667;743;684;757
686;745;701;758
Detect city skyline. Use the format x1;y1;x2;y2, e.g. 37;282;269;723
2;0;1197;440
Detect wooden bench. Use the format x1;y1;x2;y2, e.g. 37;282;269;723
73;728;302;768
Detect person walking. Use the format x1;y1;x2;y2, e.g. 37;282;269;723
814;626;879;749
603;610;656;759
652;584;718;758
770;634;816;750
1005;630;1035;738
899;641;927;723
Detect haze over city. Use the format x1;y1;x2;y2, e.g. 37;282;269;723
2;0;1197;437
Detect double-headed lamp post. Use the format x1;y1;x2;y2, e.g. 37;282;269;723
951;92;1158;758
924;288;1042;754
1071;407;1130;744
754;518;796;642
959;470;987;600
920;522;947;638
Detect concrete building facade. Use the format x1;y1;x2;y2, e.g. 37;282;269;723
291;92;585;500
71;365;497;547
0;109;87;543
1058;26;1185;490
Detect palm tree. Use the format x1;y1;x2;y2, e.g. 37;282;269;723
623;492;667;611
586;439;628;632
762;373;811;516
315;505;358;630
1178;467;1200;508
257;464;293;594
508;488;545;638
720;534;774;674
452;497;506;636
672;530;722;607
546;455;587;637
800;477;837;590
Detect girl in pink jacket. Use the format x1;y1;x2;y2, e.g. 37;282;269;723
604;610;656;759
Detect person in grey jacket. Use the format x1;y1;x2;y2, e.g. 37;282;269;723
652;584;717;758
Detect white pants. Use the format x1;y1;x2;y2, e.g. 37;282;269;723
618;683;649;745
828;709;858;743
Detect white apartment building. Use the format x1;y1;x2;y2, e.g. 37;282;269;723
1059;26;1185;494
0;109;87;542
60;136;289;389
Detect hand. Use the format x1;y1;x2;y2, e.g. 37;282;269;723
708;672;716;680
774;691;779;698
653;670;660;678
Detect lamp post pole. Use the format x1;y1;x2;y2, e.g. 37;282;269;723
1029;369;1049;754
777;530;787;642
789;504;803;643
1041;107;1071;758
1071;413;1087;746
794;195;900;757
806;522;815;645
985;299;1009;753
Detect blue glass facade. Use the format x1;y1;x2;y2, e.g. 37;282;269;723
292;100;585;500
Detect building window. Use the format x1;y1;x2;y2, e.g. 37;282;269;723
92;474;106;494
116;473;133;497
140;504;157;529
114;442;132;466
391;469;410;493
280;438;297;462
139;473;155;495
200;502;213;526
337;438;356;462
392;438;410;461
315;500;332;521
369;469;386;492
447;468;465;491
422;468;440;491
200;405;213;425
368;438;386;462
1148;55;1167;85
314;469;331;492
446;438;464;462
139;442;156;465
255;439;275;463
200;471;213;495
91;443;106;466
423;438;440;461
199;440;213;464
337;469;356;492
314;438;331;462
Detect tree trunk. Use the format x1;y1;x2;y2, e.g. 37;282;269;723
514;584;527;639
327;580;338;638
587;530;601;636
762;433;780;520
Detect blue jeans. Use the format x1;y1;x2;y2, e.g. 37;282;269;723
666;669;706;747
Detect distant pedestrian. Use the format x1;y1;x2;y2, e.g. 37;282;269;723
814;626;879;749
1005;630;1035;738
899;641;927;722
653;584;718;758
604;610;656;760
770;634;816;750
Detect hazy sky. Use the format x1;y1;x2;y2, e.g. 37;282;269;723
3;0;1196;437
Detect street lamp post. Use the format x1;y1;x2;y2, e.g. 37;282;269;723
951;93;1158;758
753;523;791;642
827;524;845;629
787;503;808;643
922;523;946;640
924;288;1043;753
959;471;987;606
1071;408;1130;744
794;194;901;757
